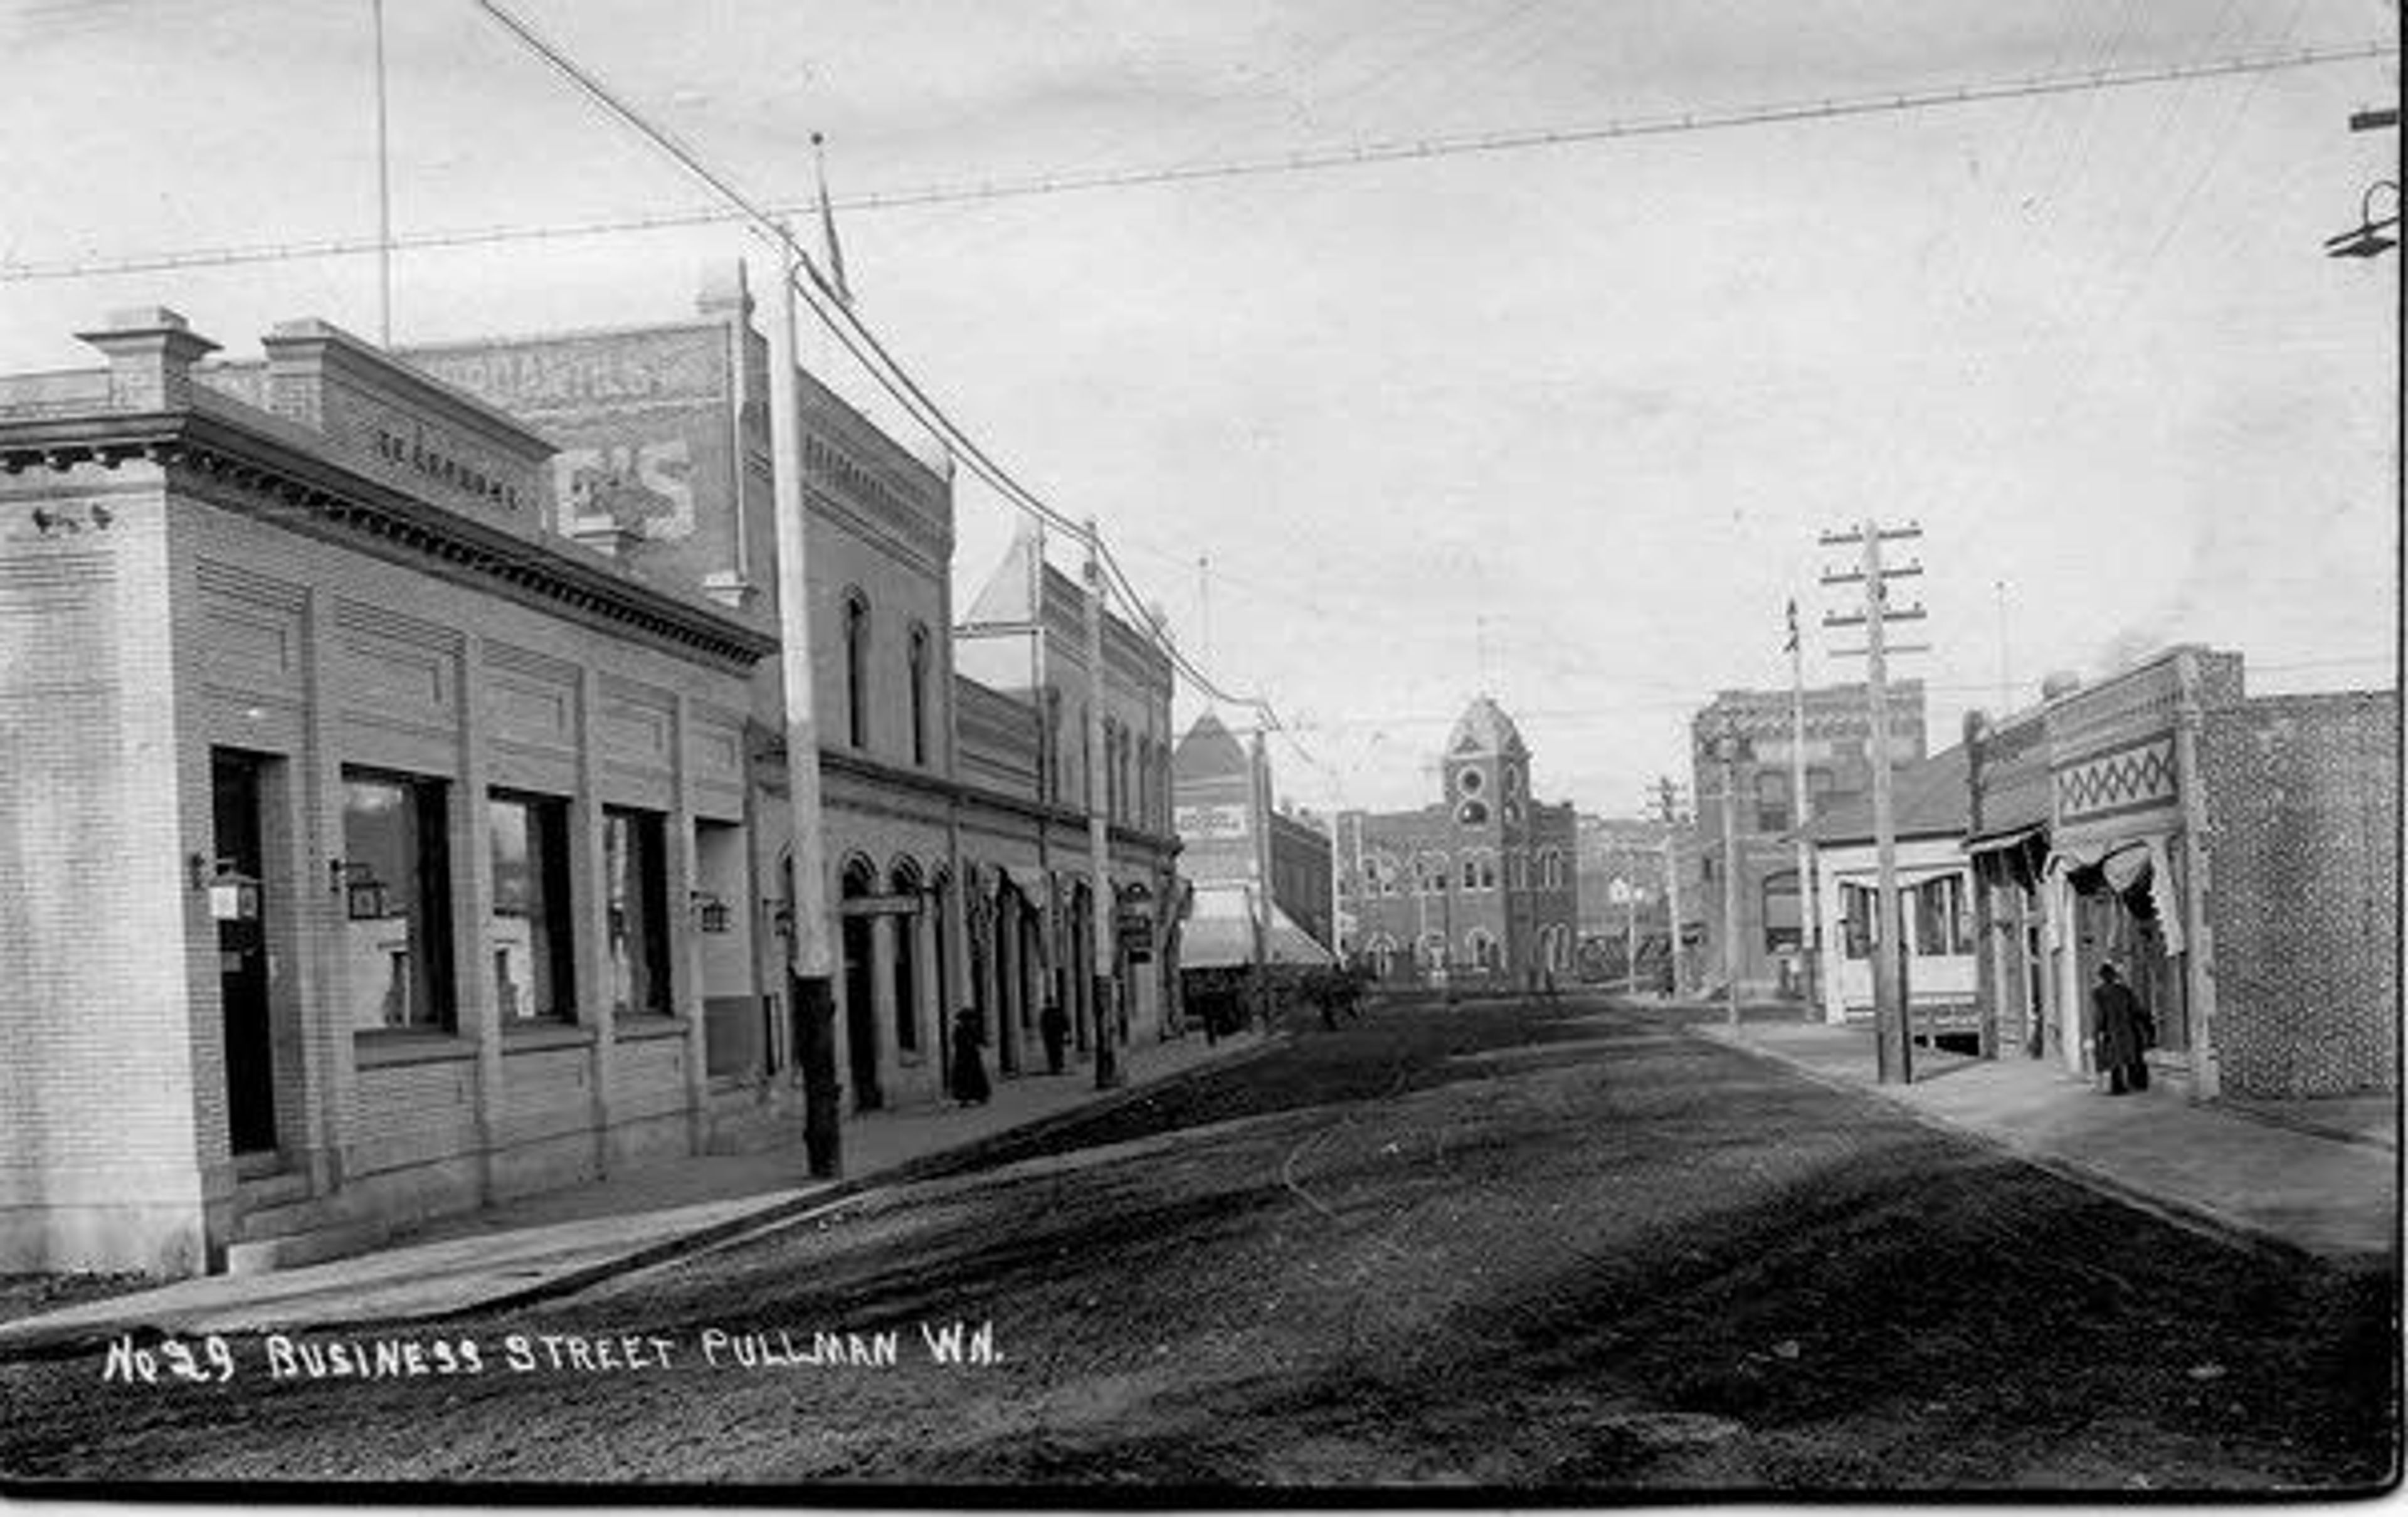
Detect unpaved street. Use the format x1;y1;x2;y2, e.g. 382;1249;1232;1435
2;997;2394;1492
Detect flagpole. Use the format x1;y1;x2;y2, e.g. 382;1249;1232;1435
371;0;392;344
811;131;853;310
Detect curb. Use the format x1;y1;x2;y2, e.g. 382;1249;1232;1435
1689;1025;2340;1271
0;1031;1291;1363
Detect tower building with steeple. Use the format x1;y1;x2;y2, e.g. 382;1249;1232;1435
1334;697;1580;987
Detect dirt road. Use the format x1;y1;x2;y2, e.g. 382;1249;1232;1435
2;998;2393;1493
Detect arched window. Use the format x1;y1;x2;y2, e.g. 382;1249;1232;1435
1479;857;1497;891
907;625;930;766
843;592;871;750
1466;928;1499;970
1462;857;1478;890
1368;934;1398;980
1537;847;1563;891
890;859;924;1054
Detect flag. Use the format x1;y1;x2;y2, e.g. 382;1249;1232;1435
811;132;853;309
1784;598;1799;653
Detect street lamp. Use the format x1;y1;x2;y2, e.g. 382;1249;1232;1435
2326;181;2400;260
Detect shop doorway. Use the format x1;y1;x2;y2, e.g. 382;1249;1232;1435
2071;858;2185;1065
209;748;278;1156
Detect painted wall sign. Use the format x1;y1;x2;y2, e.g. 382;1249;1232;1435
1176;802;1250;841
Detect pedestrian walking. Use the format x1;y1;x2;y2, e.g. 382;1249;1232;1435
1038;1000;1069;1074
2090;963;2152;1094
949;1008;991;1106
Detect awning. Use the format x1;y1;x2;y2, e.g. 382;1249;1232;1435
1176;885;1334;970
2043;834;2185;956
1962;822;2047;855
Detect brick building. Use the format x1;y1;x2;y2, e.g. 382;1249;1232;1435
1170;710;1334;977
1691;681;1926;998
954;526;1183;1054
1965;648;2397;1101
0;280;1181;1275
1336;697;1578;986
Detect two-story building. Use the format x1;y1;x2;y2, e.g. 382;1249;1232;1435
1338;697;1578;988
0;275;1183;1277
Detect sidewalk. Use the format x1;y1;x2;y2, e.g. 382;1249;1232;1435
1696;1020;2400;1267
0;1027;1279;1359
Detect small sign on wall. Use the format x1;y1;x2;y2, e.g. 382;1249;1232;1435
207;865;261;922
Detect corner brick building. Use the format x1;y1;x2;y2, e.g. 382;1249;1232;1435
1965;647;2397;1101
0;279;1181;1276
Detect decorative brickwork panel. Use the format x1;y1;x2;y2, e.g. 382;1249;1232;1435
2054;736;2178;828
2200;692;2399;1097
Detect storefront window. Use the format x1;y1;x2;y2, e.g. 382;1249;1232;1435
1913;875;1968;956
605;806;673;1016
1841;883;1874;959
343;769;453;1033
490;792;575;1021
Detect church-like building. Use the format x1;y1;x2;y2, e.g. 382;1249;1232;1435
1335;697;1580;986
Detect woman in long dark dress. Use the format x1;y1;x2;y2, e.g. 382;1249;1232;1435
949;1008;992;1106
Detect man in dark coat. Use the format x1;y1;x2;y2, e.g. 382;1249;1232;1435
1038;1002;1069;1074
2091;963;2152;1094
949;1008;992;1106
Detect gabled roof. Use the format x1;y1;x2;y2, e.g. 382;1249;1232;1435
961;523;1040;626
1173;709;1250;785
1804;744;1970;845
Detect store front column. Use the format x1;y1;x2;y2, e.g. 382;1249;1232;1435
869;909;900;1106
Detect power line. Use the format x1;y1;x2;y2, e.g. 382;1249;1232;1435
4;38;2393;282
472;1;1316;763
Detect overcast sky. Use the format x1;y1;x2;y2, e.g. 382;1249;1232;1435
3;0;2397;817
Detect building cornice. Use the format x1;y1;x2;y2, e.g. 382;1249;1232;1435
0;408;776;672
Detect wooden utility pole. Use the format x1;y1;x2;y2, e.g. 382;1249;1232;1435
1082;522;1122;1089
1711;720;1745;1029
1623;850;1640;994
1249;727;1275;1028
769;233;842;1175
1656;776;1684;996
1820;520;1929;1084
